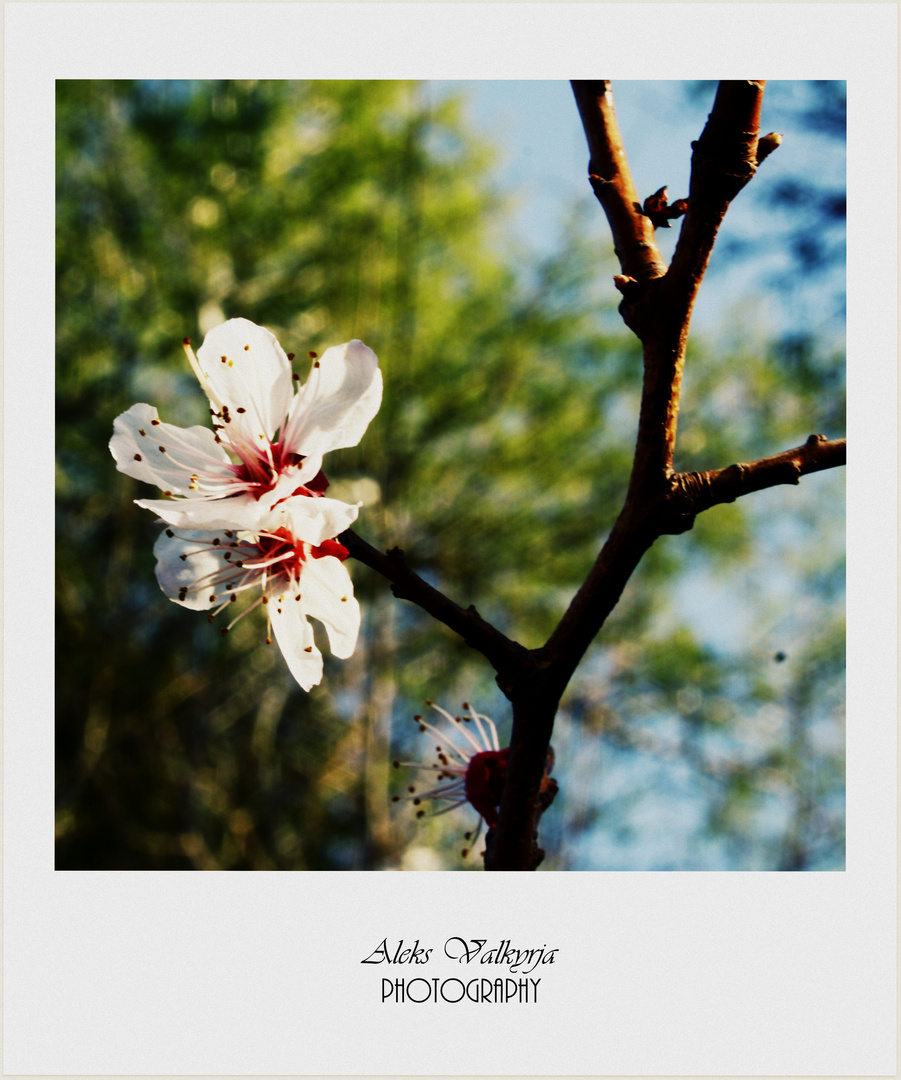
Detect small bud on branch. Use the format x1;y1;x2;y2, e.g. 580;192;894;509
641;186;689;228
756;131;783;164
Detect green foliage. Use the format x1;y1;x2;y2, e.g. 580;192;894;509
56;79;844;870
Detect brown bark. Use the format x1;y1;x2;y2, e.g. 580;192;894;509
571;80;668;285
347;81;844;871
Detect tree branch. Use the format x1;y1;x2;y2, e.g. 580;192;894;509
541;504;656;691
485;432;848;870
340;527;531;685
570;80;668;285
489;80;836;871
542;436;847;688
666;80;772;319
542;82;776;683
629;82;776;492
351;81;841;873
667;435;847;524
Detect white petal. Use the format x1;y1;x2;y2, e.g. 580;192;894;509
195;318;294;443
138;484;358;541
272;496;360;547
110;403;234;494
137;492;274;532
269;593;324;690
256;455;326;508
283;340;382;458
298;554;360;659
153;528;236;610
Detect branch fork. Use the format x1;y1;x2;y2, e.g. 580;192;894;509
347;81;844;870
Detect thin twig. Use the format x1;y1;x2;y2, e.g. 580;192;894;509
669;436;847;521
570;80;667;285
340;528;531;684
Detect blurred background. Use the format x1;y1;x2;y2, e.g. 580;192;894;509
56;80;845;870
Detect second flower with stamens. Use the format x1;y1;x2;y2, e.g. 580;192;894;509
393;701;510;858
154;508;359;691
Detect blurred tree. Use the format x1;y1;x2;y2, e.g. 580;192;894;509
56;79;844;870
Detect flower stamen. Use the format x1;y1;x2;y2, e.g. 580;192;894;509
395;701;512;858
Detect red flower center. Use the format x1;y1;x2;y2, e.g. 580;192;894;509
256;528;349;577
464;748;510;827
233;441;331;501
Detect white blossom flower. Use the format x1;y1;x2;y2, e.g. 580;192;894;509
393;701;509;858
154;509;360;691
110;317;381;544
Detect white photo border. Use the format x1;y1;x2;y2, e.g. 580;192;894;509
6;2;897;1076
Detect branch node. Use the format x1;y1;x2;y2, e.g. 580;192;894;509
613;274;639;295
726;461;749;487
